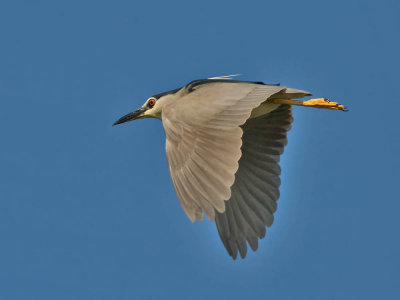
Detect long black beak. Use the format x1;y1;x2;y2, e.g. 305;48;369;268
113;108;145;126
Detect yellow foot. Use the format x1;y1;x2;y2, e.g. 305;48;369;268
303;98;347;111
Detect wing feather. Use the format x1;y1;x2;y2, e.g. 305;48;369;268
215;104;294;258
163;82;285;220
215;212;233;254
162;80;303;258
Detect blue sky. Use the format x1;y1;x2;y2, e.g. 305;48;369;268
1;0;399;299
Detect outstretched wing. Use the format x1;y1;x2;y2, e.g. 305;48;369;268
215;104;293;259
162;81;285;221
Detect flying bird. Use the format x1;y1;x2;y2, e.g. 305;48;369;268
113;76;346;259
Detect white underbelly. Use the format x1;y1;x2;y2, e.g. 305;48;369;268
249;102;280;119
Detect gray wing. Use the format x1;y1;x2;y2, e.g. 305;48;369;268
162;81;285;221
215;104;293;259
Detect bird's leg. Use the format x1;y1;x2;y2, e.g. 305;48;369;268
269;98;347;111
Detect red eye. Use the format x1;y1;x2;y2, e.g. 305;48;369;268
148;99;156;107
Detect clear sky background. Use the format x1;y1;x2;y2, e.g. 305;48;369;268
1;0;399;299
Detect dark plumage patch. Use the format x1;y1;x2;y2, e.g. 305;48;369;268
151;88;181;100
185;79;280;93
151;79;280;99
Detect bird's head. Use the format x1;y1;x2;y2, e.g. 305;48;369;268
113;87;181;126
113;92;172;126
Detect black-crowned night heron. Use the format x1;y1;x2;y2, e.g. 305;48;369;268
113;76;346;259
